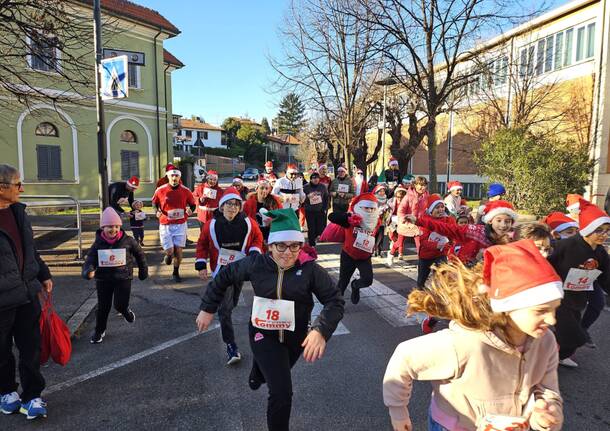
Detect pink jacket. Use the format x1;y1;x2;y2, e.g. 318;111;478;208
383;322;563;431
397;188;429;221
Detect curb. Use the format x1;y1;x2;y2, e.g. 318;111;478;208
66;290;98;337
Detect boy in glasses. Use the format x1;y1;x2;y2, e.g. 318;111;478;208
272;164;305;213
195;187;263;365
548;198;610;368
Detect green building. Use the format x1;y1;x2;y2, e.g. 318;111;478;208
0;0;183;203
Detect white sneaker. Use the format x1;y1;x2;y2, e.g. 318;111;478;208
559;357;578;368
385;253;394;268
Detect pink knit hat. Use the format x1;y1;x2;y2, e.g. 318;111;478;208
100;207;122;227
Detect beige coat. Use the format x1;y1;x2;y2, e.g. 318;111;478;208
383;322;563;430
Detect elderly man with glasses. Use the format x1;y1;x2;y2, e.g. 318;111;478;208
195;187;263;365
272;164;305;215
0;164;53;420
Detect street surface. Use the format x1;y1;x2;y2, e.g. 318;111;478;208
4;223;610;430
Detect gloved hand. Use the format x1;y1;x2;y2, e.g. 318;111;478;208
347;213;362;227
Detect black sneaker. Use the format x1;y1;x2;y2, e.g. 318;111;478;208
164;254;173;265
248;364;265;390
350;280;360;305
90;331;105;344
173;273;182;283
226;343;241;365
123;310;136;323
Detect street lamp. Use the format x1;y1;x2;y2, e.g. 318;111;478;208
374;77;399;175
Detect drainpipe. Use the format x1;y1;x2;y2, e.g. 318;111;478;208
153;29;162;178
164;63;171;164
589;0;607;199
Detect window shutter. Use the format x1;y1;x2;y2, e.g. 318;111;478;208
37;145;62;180
121;150;139;179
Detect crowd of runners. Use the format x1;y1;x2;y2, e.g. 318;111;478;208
1;158;608;430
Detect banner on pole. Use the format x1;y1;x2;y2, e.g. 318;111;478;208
100;55;128;100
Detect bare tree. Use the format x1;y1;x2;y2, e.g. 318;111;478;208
270;0;384;174
353;0;538;192
0;0;119;118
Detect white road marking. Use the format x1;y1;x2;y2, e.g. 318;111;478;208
311;301;350;335
44;324;219;396
316;255;425;327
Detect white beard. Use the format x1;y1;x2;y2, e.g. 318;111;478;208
355;208;379;231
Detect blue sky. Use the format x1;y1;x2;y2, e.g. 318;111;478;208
141;0;570;127
143;0;287;126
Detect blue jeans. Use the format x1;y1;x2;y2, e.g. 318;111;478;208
428;415;450;431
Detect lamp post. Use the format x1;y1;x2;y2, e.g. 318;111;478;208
374;77;398;176
93;0;109;210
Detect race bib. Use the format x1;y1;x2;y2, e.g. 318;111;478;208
353;231;375;253
282;193;299;205
218;248;246;266
308;192;322;205
167;208;185;220
429;232;449;247
563;268;601;292
337;184;349;193
477;414;529;431
98;249;126;267
203;188;217;199
251;296;295;331
135;211;146;221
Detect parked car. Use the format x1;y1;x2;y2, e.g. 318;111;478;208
242;168;260;180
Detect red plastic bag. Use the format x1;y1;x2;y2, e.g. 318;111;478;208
39;294;72;366
319;222;345;243
39;299;51;365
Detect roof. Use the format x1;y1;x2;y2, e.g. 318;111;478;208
78;0;180;35
163;49;184;68
179;119;223;131
267;134;302;145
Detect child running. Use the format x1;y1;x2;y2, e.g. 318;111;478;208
128;200;146;246
386;184;409;267
383;239;564;431
83;208;148;344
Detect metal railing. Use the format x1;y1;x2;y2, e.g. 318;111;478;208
21;195;83;260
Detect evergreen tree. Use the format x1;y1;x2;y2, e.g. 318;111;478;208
276;93;306;136
261;117;271;135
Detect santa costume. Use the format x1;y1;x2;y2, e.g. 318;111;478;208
261;161;278;184
328;192;381;304
193;170;224;226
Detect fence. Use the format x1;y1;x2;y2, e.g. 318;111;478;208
21;195;83;260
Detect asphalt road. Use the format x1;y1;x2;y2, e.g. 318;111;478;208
3;242;609;431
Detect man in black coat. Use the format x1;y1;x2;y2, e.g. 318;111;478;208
108;176;139;215
0;164;52;420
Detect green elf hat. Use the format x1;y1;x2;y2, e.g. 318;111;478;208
262;208;305;244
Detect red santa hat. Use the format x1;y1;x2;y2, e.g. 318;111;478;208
541;212;578;234
388;157;398;167
372;184;388;194
482;200;517;224
126;176;139;189
425;194;444;214
482;240;563;312
207;170;218;179
265;161;274;168
166;164;181;178
566;193;584;212
286;164;298;174
218;187;242;208
447;181;463;192
578;198;610;236
348;192;378;212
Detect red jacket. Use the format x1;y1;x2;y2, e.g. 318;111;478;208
242;193;283;219
152;184;195;225
328;211;381;260
193;183;224;223
417;215;492;264
195;215;263;276
418;216;455;260
319;176;332;189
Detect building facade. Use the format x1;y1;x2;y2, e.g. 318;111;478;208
0;0;183;203
173;117;224;155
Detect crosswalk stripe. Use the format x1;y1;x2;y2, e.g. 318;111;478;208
312;301;350;335
316;254;425;327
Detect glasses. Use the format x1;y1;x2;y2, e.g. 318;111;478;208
592;227;610;236
223;201;241;208
0;182;22;189
273;242;302;252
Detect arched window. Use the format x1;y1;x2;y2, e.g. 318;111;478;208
120;130;137;144
35;122;58;137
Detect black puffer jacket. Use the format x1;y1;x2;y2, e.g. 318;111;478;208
0;203;51;311
82;229;148;281
200;253;344;341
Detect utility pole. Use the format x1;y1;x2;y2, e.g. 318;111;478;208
94;0;109;210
